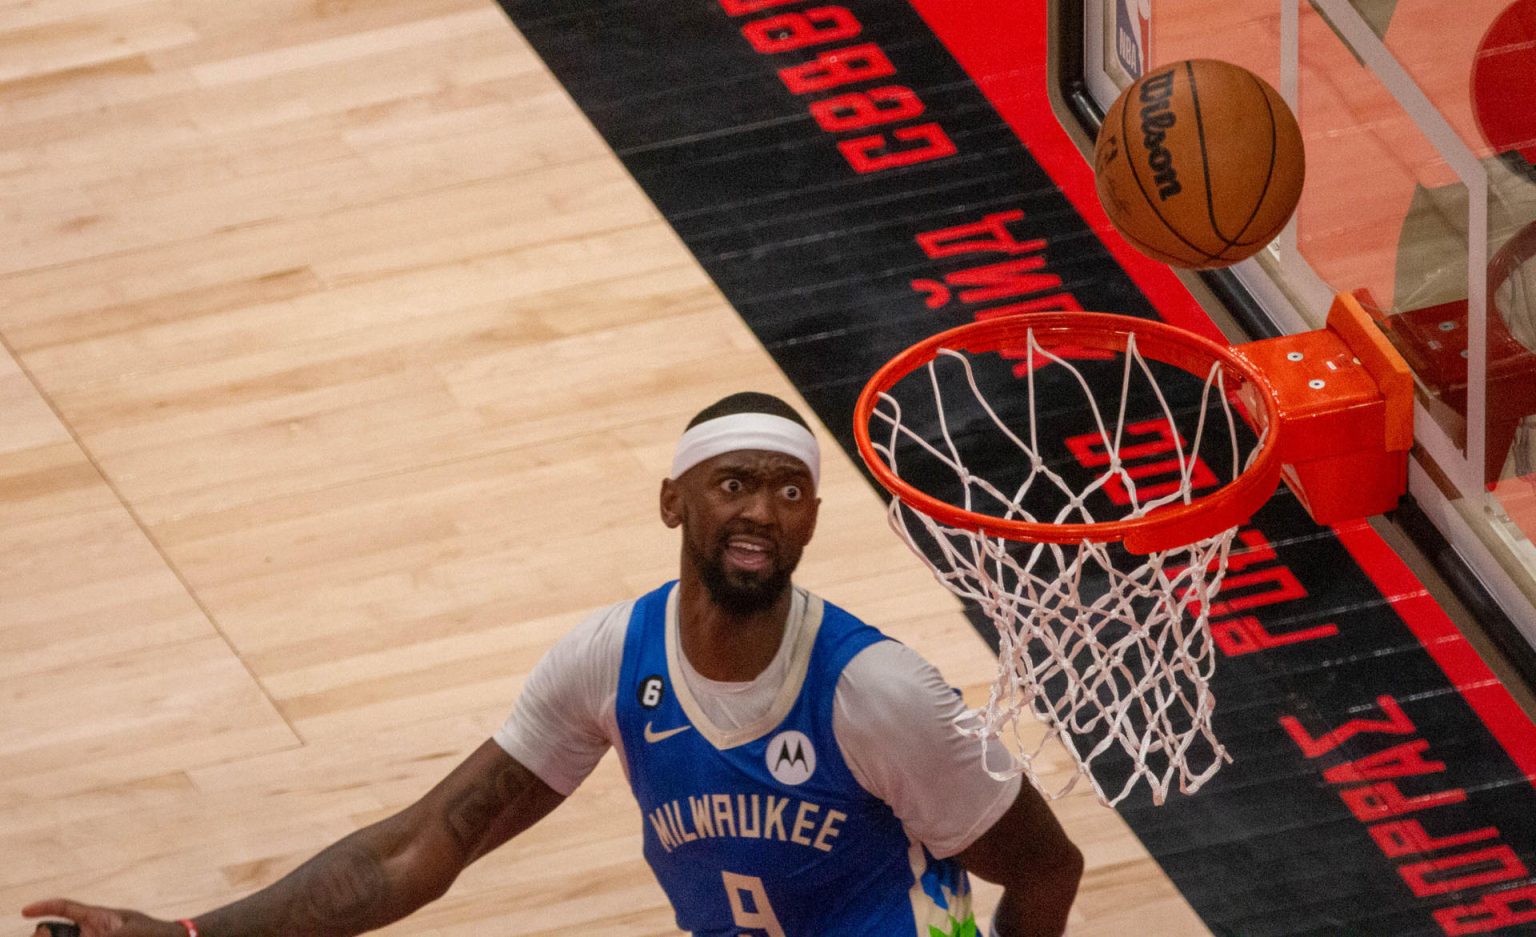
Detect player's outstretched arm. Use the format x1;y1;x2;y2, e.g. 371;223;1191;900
955;781;1084;937
23;739;564;937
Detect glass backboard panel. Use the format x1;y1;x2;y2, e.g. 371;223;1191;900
1073;0;1536;632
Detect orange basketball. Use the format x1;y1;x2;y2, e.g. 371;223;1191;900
1093;59;1305;270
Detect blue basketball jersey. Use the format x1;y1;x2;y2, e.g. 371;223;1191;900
614;581;976;937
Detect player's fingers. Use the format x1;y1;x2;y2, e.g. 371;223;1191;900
20;899;100;920
21;900;124;937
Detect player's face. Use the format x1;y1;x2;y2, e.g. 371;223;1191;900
662;450;820;615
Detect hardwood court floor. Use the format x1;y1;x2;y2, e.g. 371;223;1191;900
1;1;1209;933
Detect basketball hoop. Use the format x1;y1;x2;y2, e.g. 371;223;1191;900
855;295;1412;806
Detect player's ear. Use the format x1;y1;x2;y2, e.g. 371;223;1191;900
660;477;683;529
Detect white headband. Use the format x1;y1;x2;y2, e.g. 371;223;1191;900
670;412;820;486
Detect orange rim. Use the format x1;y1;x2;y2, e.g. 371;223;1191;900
852;312;1285;554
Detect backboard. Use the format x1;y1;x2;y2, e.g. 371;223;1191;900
1065;0;1536;665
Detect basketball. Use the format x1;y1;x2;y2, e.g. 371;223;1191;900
1093;59;1305;269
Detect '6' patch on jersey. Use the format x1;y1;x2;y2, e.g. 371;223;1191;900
766;730;816;785
638;675;665;709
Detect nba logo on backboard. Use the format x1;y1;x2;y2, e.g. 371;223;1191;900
1115;0;1151;79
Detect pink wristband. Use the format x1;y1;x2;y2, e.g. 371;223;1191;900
178;920;200;937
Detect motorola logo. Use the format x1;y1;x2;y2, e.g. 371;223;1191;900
765;730;815;785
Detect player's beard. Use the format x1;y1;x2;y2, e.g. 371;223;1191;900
688;523;800;616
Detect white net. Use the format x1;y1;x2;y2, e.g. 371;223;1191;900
866;325;1267;806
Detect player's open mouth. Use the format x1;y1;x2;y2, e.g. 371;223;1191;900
724;537;773;572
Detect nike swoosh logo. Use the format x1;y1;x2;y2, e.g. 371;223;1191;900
644;721;693;743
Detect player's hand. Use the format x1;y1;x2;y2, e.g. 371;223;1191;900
22;899;183;937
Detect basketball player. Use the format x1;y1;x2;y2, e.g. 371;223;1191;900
24;392;1083;937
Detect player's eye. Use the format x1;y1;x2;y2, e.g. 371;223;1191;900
720;478;744;494
780;484;803;501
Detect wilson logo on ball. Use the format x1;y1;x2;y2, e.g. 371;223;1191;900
1137;69;1182;200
